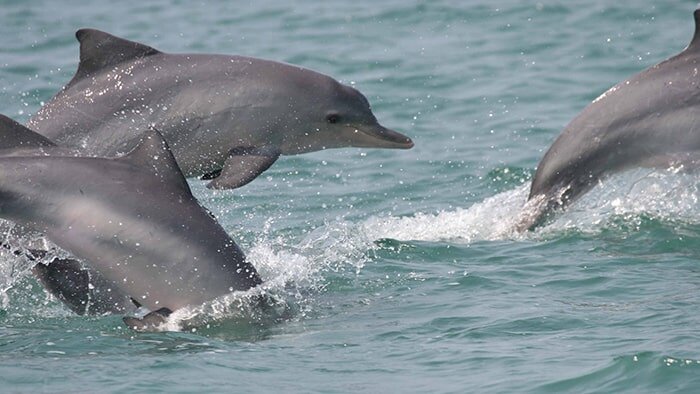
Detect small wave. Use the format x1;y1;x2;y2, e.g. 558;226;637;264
539;352;700;392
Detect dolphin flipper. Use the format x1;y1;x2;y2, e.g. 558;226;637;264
206;146;280;189
32;259;134;315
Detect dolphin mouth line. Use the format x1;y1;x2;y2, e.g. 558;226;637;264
354;126;414;149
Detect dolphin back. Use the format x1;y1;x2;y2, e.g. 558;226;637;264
523;8;700;231
68;28;161;89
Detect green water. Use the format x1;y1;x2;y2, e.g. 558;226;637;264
2;0;700;392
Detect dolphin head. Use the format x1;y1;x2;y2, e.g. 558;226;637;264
272;68;414;154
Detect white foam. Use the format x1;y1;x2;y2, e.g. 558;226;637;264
162;221;377;330
544;168;700;234
361;185;529;243
357;168;700;243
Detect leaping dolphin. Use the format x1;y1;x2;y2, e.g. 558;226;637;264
520;8;700;230
0;123;261;328
27;29;413;189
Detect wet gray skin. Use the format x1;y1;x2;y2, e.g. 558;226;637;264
27;29;413;189
0;122;261;322
521;9;700;230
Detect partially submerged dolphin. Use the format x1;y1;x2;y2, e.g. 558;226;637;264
0;121;261;327
0;114;134;315
520;8;700;230
0;114;188;317
28;29;413;189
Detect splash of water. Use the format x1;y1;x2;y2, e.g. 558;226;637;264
0;222;75;308
116;168;700;330
2;168;697;330
158;222;377;331
361;185;529;242
542;168;700;234
359;168;700;243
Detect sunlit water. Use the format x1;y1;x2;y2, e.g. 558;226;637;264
2;1;700;392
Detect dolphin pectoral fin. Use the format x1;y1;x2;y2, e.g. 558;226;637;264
32;259;133;315
200;169;222;181
123;307;173;331
33;259;89;314
206;146;281;189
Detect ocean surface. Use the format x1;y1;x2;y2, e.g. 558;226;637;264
1;0;700;392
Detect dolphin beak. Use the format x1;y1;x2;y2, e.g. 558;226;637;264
353;124;414;149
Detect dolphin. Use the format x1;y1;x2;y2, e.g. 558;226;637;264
520;8;700;230
27;29;413;190
0;114;134;315
0;123;261;328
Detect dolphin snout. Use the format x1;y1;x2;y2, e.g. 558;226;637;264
355;125;414;149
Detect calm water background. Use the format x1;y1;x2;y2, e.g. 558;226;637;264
1;0;700;392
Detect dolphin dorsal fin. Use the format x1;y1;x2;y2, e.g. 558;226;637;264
69;29;160;85
0;114;56;149
122;129;192;195
687;9;700;52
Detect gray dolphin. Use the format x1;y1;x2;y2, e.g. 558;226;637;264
0;122;261;327
0;114;134;315
520;8;700;230
0;114;200;317
27;29;413;189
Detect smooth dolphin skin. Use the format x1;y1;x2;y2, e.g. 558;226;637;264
521;8;700;230
0;114;77;157
0;127;262;327
28;29;413;189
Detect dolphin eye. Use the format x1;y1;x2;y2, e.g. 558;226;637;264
326;113;341;124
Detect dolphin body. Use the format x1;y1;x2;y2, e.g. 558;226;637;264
0;118;261;327
27;29;413;189
521;9;700;230
0;115;138;315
